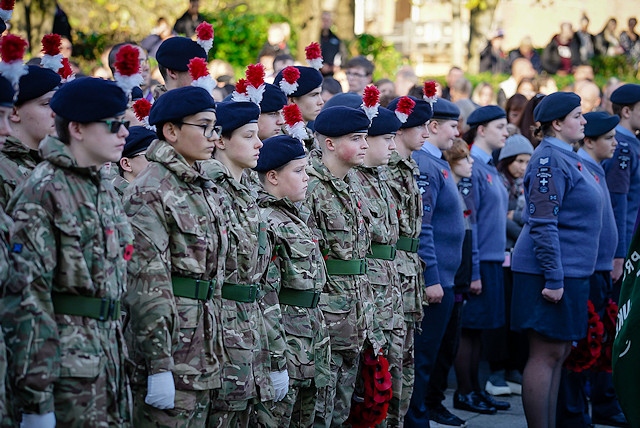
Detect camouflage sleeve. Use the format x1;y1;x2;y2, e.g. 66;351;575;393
124;196;177;375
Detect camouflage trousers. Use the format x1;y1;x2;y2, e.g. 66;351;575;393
383;325;408;428
399;321;417;423
0;331;6;426
209;398;275;428
314;349;360;428
272;378;317;428
132;388;212;427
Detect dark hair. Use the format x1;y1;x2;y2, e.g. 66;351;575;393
322;77;342;95
54;115;71;144
156;121;182;141
108;42;143;76
158;63;169;81
407;85;424;98
273;53;294;67
505;93;528;126
345;55;374;76
462;127;478;145
443;137;470;166
497;155;518;178
519;93;545;147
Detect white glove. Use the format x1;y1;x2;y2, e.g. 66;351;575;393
21;412;56;428
270;369;290;402
145;371;175;409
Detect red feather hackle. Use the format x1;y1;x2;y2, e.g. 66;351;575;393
196;22;214;40
363;85;380;108
245;63;265;88
41;33;61;56
282;66;300;84
188;57;209;80
305;42;322;60
283;104;303;127
114;45;140;76
0;34;26;62
396;96;416;115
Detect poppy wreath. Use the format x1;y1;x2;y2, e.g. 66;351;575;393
564;300;604;372
347;347;393;427
592;298;618;373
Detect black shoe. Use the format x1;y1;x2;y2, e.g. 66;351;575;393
478;390;511;411
428;404;466;427
592;412;630;428
453;391;497;415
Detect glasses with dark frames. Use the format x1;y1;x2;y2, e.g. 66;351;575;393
178;122;222;138
98;119;130;133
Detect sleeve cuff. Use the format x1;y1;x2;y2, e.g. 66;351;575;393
148;356;175;375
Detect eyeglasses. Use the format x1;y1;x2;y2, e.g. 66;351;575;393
178;122;222;138
346;71;368;78
98;119;130;133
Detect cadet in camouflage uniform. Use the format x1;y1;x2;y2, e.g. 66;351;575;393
112;126;154;198
0;66;60;208
385;96;431;421
307;106;385;428
255;135;331;427
122;87;226;427
7;78;133;427
353;107;406;427
202;101;287;427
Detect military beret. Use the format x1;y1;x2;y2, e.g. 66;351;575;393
610;83;640;106
16;66;61;106
254;135;307;173
314;106;370;137
499;134;534;161
260;83;287;113
368;107;402;136
0;76;14;108
122;126;156;158
50;77;128;123
386;96;433;129
322;92;362;110
583;111;620;138
431;98;460;121
467;105;507;127
274;66;323;98
131;86;143;101
156;37;207;72
216;101;260;135
534;92;581;123
149;86;215;126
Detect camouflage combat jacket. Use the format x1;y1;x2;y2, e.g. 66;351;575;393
0;208;11;423
7;135;133;416
257;191;331;387
122;140;227;391
0;136;40;208
386;151;424;323
201;159;276;406
111;174;129;199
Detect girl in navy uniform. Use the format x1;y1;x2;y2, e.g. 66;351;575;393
511;92;604;428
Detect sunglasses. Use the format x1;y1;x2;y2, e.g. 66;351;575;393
98;119;130;133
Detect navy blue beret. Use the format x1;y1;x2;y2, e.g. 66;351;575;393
322;92;362;110
254;135;307;173
216;101;261;135
131;86;143;101
274;66;323;98
386;96;433;129
534;92;581;123
156;37;207;72
467;105;507;127
149;86;215;126
314;106;370;137
0;76;14;108
369;107;402;136
610;83;640;106
50;77;128;123
122;126;156;158
431;98;460;121
583;112;620;138
260;83;287;113
16;66;61;106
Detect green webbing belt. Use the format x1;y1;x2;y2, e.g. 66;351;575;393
278;288;321;308
325;258;367;276
172;276;215;301
368;244;397;261
52;293;121;321
396;235;419;253
221;283;258;303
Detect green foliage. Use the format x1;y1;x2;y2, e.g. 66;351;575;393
591;55;639;81
346;33;404;81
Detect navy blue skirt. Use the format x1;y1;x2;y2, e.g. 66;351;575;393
511;272;589;341
461;261;505;329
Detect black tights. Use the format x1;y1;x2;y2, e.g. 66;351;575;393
522;330;572;428
453;328;482;394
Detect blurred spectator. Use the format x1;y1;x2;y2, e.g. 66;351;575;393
472;82;496;107
345;56;374;95
575;14;596;63
598;77;624;114
451;78;479;134
374;78;396;99
497;58;536;107
595;18;624;56
442;66;464;100
321;77;343;103
516;78;538;100
505;94;528;128
509;36;542;74
141;17;174;59
537;75;558;95
173;0;205;38
620;17;640;63
542;22;581;75
319;11;344;76
573;80;601;113
480;29;510;74
60;36;73;59
53;2;72;41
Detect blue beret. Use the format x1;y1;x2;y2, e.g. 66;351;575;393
50;77;128;123
322;92;362;110
16;66;61;105
610;84;640;106
467;105;507;127
386;96;433;129
0;76;14;108
314;106;370;137
254;135;307;173
216;101;261;135
156;37;207;72
534;92;581;123
149;86;216;126
260;83;287;113
368;107;402;136
122;126;156;158
499;134;534;160
583;112;620;138
131;86;143;101
431;98;460;121
274;66;323;98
